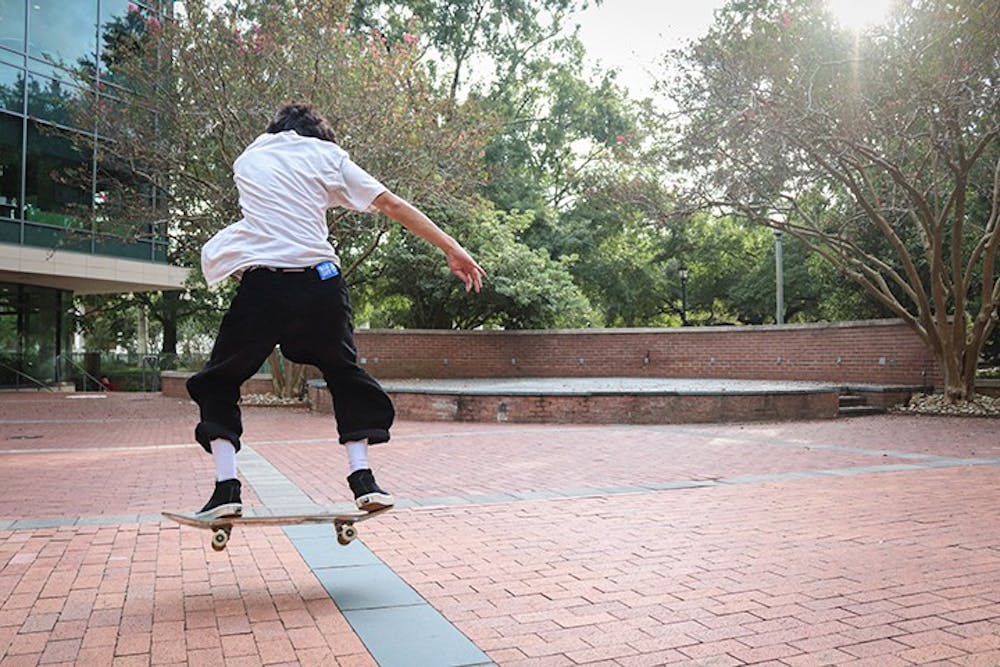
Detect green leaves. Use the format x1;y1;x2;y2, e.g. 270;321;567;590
361;204;594;329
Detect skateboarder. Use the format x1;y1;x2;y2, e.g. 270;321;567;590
187;101;485;519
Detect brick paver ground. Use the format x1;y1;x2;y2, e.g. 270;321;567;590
1;392;999;666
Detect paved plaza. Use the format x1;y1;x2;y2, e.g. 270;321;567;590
1;392;999;666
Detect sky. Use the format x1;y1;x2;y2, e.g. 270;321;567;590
573;0;729;98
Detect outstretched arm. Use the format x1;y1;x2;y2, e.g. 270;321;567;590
372;191;486;293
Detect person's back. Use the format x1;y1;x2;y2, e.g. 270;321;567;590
234;131;344;230
201;126;385;286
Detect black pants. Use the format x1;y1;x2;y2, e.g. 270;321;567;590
186;267;394;453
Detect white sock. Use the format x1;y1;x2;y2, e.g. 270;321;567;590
345;439;369;473
210;438;238;482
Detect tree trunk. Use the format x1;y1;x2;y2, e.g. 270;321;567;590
940;363;973;402
934;318;976;402
159;292;180;367
268;347;306;399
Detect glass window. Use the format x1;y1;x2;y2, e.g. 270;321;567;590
28;0;97;72
27;68;90;128
25;120;92;229
22;284;60;383
0;0;26;54
97;0;162;89
0;113;21;221
99;0;135;84
94;141;162;252
0;60;23;113
0;283;19;386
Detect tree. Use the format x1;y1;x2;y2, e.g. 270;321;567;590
70;0;495;396
664;0;1000;400
353;0;650;308
351;0;597;104
362;202;594;328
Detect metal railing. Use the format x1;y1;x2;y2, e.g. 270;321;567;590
54;353;107;392
0;351;206;392
0;358;53;391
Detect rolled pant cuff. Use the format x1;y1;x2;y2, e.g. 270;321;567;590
195;422;243;453
339;429;390;445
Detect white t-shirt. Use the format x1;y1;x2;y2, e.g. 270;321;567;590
200;131;387;286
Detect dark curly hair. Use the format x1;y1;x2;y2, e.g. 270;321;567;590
265;102;337;143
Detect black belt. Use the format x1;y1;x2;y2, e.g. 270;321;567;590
246;265;311;273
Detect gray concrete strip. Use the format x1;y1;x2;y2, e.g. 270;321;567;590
237;446;492;667
408;495;474;507
316;563;426;611
0;418;170;425
0;443;198;455
663;426;947;461
381;377;844;396
74;514;143;525
642;480;720;491
10;518;75;529
344;606;495;667
236;447;323;513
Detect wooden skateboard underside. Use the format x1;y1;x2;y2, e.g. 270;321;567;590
162;507;389;550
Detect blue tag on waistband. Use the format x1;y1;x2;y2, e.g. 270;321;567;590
316;261;339;280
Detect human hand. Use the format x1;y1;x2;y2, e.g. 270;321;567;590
446;246;486;293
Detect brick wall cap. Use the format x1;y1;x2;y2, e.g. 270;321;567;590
842;383;934;393
312;377;851;396
161;371;272;380
357;318;908;335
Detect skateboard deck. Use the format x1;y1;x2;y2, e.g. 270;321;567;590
162;507;389;551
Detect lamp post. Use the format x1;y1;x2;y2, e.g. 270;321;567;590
774;230;784;324
678;266;689;326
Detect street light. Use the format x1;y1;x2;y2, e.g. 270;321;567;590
678;266;689;326
774;230;784;324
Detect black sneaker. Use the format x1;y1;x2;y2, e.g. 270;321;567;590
347;469;394;511
196;479;243;519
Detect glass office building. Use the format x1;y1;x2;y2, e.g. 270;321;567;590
0;0;187;387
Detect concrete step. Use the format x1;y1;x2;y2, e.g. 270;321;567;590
838;394;867;408
838;405;887;417
838;393;887;417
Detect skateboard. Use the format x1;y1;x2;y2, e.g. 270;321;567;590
162;507;389;551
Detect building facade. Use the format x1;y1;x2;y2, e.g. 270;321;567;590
0;0;186;387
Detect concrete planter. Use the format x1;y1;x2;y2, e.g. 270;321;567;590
160;370;274;399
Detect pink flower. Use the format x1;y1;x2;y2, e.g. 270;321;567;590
127;3;138;13
403;32;418;45
781;12;792;28
615;134;626;143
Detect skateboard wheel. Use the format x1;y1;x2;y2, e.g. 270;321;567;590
336;523;357;545
211;529;229;551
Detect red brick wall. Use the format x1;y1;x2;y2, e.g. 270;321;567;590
309;386;840;423
352;319;941;387
389;391;840;424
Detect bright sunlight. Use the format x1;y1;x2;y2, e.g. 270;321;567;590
826;0;894;31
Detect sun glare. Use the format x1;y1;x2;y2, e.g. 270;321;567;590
827;0;894;31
